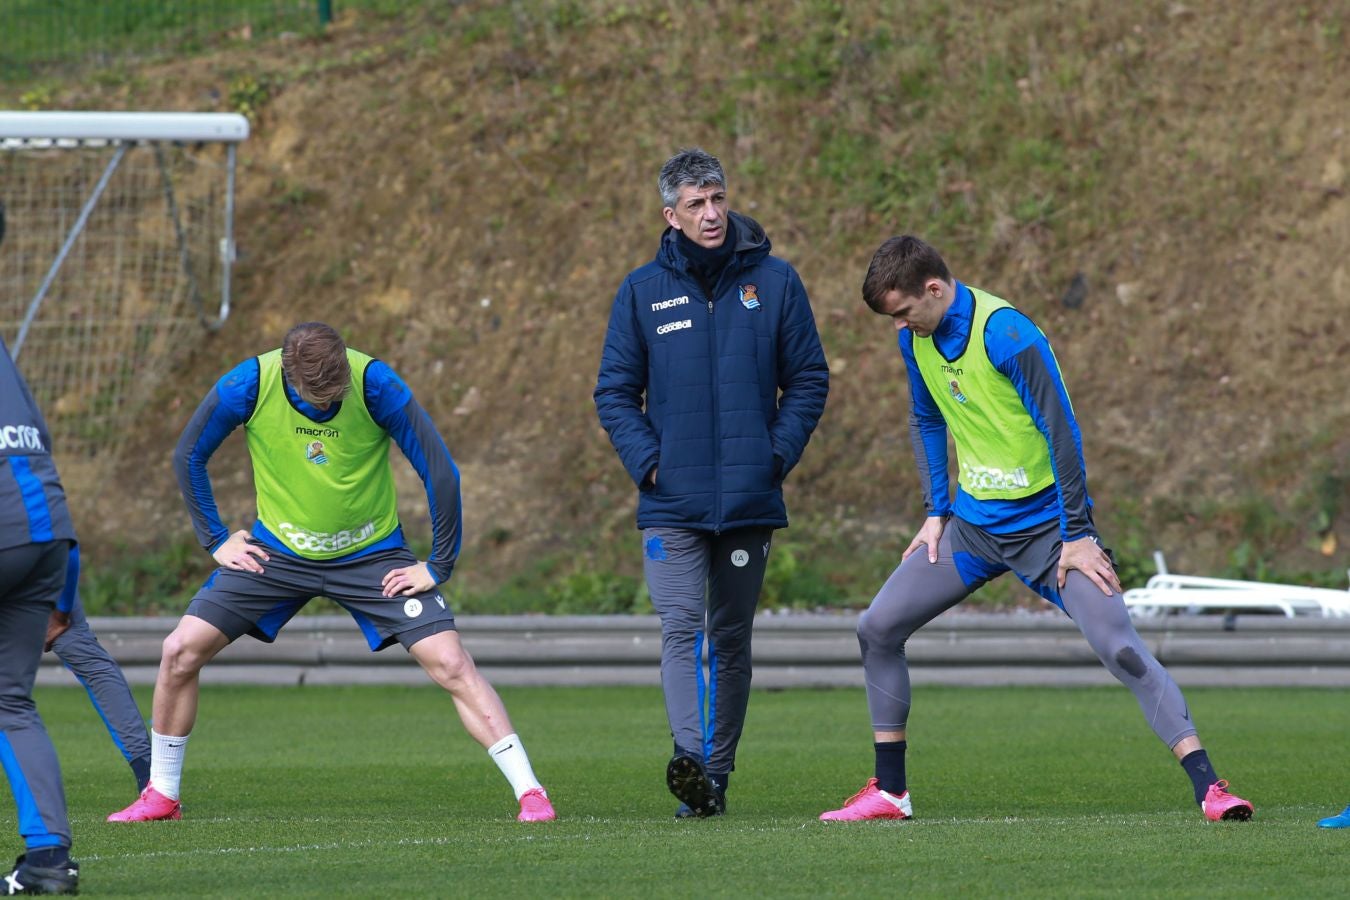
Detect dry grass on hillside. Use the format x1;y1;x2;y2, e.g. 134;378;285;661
13;0;1348;601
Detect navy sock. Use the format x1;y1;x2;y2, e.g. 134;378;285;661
1180;749;1219;806
131;755;151;793
25;847;69;868
874;740;907;796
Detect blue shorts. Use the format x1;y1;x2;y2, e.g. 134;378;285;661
186;541;455;651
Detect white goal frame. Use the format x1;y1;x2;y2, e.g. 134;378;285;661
0;111;249;360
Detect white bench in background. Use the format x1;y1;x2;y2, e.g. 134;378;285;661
1122;552;1350;619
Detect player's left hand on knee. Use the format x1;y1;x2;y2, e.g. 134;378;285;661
382;561;436;597
1057;537;1122;596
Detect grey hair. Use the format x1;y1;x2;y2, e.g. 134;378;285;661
657;148;727;209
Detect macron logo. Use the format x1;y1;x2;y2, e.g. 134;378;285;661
651;295;690;311
0;424;44;452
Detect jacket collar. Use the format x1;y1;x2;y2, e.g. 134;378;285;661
657;209;771;275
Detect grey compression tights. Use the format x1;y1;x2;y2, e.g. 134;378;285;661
856;530;1198;749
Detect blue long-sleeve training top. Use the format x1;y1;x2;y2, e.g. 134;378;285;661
900;282;1096;542
173;355;462;583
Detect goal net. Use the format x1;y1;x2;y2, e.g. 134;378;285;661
0;111;247;466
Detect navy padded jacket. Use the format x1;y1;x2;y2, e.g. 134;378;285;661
594;212;828;531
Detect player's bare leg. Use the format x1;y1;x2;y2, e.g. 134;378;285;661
1172;735;1202;760
152;616;231;735
408;631;514;745
107;616;229;822
408;631;555;821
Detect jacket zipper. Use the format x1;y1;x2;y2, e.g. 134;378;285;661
706;293;722;534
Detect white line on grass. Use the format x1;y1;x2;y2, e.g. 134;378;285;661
84;808;1284;863
81;835;460;862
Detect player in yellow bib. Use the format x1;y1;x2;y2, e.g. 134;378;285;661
108;322;555;824
819;237;1253;824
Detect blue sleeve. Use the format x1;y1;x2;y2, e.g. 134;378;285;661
172;358;258;554
769;266;829;477
362;359;413;420
900;333;953;516
365;360;461;584
57;542;79;615
983;308;1044;366
986;310;1095;541
594;278;661;488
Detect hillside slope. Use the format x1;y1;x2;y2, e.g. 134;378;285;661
16;0;1349;604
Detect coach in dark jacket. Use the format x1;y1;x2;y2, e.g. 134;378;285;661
594;148;828;818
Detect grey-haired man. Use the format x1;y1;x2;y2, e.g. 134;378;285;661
595;149;828;817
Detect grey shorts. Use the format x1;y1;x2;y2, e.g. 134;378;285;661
186;541;456;651
949;515;1114;610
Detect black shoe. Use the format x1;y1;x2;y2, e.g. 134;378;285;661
666;754;724;818
674;795;727;819
4;854;79;895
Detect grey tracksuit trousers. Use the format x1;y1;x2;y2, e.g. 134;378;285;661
51;594;150;783
0;541;72;850
643;526;773;776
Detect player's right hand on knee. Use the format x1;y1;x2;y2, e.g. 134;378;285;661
44;610;71;651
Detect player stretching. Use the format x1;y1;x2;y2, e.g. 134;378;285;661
819;236;1252;824
108;322;554;824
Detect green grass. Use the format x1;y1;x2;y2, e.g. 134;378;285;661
0;0;318;73
18;684;1348;896
0;0;419;80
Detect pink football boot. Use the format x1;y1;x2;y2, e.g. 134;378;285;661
819;778;913;822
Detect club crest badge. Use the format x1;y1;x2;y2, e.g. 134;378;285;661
948;380;969;404
306;440;329;465
739;284;760;310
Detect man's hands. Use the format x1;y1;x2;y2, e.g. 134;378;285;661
899;516;1119;597
382;561;436;598
213;530;269;573
44;610;71;652
1057;536;1121;596
902;515;948;564
211;529;437;599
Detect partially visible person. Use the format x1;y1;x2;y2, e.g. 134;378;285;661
595;149;829;817
0;198;82;895
1318;804;1350;828
818;235;1252;824
107;322;554;825
45;545;152;793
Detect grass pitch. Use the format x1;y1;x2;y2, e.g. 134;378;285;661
17;683;1347;897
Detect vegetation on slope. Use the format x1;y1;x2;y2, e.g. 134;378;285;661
4;0;1347;612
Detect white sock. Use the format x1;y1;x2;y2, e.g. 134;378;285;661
149;730;190;800
487;733;542;800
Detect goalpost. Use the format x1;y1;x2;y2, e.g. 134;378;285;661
0;111;248;464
